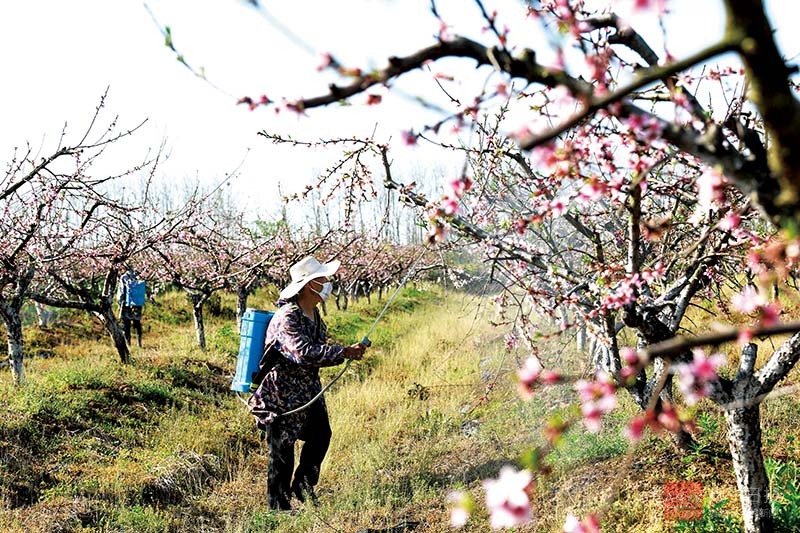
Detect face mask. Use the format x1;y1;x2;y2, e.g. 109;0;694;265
311;281;333;301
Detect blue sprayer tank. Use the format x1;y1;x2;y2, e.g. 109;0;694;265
231;309;275;392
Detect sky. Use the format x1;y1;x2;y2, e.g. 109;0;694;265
1;1;798;221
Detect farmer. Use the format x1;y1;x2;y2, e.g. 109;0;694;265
117;266;144;348
248;256;367;511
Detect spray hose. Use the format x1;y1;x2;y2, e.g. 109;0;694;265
275;251;425;418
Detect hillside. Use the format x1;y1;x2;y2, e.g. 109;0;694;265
1;287;800;532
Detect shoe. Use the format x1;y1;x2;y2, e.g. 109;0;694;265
291;480;319;506
267;494;293;512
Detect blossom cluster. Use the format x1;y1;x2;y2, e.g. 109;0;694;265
428;176;473;242
517;355;561;399
674;348;726;405
624;402;693;443
595;263;666;313
575;373;617;433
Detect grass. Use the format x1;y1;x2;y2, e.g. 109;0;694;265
2;283;800;531
0;286;513;531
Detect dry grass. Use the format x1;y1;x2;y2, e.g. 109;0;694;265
2;283;800;531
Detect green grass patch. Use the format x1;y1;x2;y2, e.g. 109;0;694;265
4;282;800;531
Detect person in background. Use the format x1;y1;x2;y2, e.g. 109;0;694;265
248;256;368;511
117;266;144;348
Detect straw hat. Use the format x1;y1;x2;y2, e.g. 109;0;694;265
279;256;340;300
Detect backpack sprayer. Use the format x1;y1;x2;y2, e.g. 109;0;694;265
231;251;425;417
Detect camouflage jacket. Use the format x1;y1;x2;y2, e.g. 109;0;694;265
248;300;345;441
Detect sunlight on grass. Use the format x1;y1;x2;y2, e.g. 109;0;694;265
5;283;800;531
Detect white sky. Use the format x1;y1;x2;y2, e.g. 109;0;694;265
1;1;798;220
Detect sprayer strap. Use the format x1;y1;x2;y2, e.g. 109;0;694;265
275;249;427;418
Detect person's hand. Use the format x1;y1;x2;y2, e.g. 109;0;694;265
344;343;366;360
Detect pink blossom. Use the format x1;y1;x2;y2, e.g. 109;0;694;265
633;0;668;14
504;332;520;352
317;52;334;71
509;124;533;141
577;178;607;203
640;262;665;283
549;198;567;217
657;405;681;432
401;129;418;146
624;414;649;442
564;513;601;532
692;168;727;221
530;143;558;172
284;100;306;115
718;212;741;231
451;506;469;529
483;466;534;529
731;286;781;325
731;286;765;314
441;196;460;216
746;251;765;275
517;356;542;399
438;19;452;41
622;113;664;143
449;177;472;198
580;403;603;433
761;302;781;327
600;279;637;310
675;348;726;405
575;373;617;433
429;222;448;243
448;490;472;528
540;369;561;384
620;347;640;366
738;328;754;345
623;405;680;443
787;240;800;260
672;91;689;109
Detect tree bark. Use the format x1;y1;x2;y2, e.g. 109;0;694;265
336;286;348;310
2;308;25;386
236;287;249;333
96;309;130;364
34;302;54;328
190;293;207;350
724;403;774;532
577;323;587;353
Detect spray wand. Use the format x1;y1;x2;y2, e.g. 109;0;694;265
277;251;425;418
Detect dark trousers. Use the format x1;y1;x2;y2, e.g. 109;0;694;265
266;401;331;510
121;306;143;347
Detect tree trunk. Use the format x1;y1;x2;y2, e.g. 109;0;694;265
576;323;587;353
34;302;54;328
724;404;773;532
191;294;207;350
236;287;249;333
96;309;130;364
336;286;348;310
2;309;25;386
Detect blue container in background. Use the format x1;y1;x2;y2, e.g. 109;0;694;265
231;309;274;392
